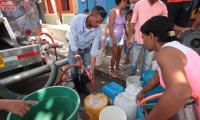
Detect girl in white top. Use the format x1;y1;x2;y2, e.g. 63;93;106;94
100;7;115;56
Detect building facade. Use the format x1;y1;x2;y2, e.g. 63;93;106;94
78;0;116;23
44;0;78;24
43;0;122;24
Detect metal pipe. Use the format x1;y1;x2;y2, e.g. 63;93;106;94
0;58;68;86
50;0;61;24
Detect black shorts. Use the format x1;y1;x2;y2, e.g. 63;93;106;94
166;1;192;27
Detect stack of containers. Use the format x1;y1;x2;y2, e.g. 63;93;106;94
114;84;142;120
102;82;124;105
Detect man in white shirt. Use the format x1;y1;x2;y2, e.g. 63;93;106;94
68;6;107;95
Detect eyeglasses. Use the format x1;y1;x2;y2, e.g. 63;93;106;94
96;10;107;18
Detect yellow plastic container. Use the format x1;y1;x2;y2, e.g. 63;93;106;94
84;93;108;120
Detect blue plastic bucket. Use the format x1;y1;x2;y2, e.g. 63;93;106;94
141;70;165;103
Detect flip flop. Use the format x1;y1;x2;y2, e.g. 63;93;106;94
122;62;129;65
109;71;117;77
115;70;123;74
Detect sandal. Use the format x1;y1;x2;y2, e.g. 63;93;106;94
122;62;129;65
109;71;117;77
115;69;123;74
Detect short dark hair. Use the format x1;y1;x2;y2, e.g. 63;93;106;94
91;6;107;18
140;16;178;42
84;9;89;13
126;9;133;16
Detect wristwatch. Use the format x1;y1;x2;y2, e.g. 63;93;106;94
75;54;80;58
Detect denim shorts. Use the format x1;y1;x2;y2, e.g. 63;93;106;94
123;39;132;55
109;36;123;47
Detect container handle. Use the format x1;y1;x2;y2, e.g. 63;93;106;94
109;84;118;90
139;92;199;108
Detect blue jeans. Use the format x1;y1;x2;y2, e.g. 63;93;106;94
68;46;91;79
130;41;154;76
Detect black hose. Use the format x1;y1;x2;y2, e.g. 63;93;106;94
0;63;58;99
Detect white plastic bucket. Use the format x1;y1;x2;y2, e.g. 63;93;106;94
126;76;141;86
99;106;127;120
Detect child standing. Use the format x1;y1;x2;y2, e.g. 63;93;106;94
122;9;134;69
101;7;115;56
100;17;110;56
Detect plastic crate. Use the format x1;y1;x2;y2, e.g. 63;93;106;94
141;70;165;103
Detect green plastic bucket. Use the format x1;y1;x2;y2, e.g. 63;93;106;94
6;86;80;120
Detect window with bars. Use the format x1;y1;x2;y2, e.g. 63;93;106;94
61;0;70;11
